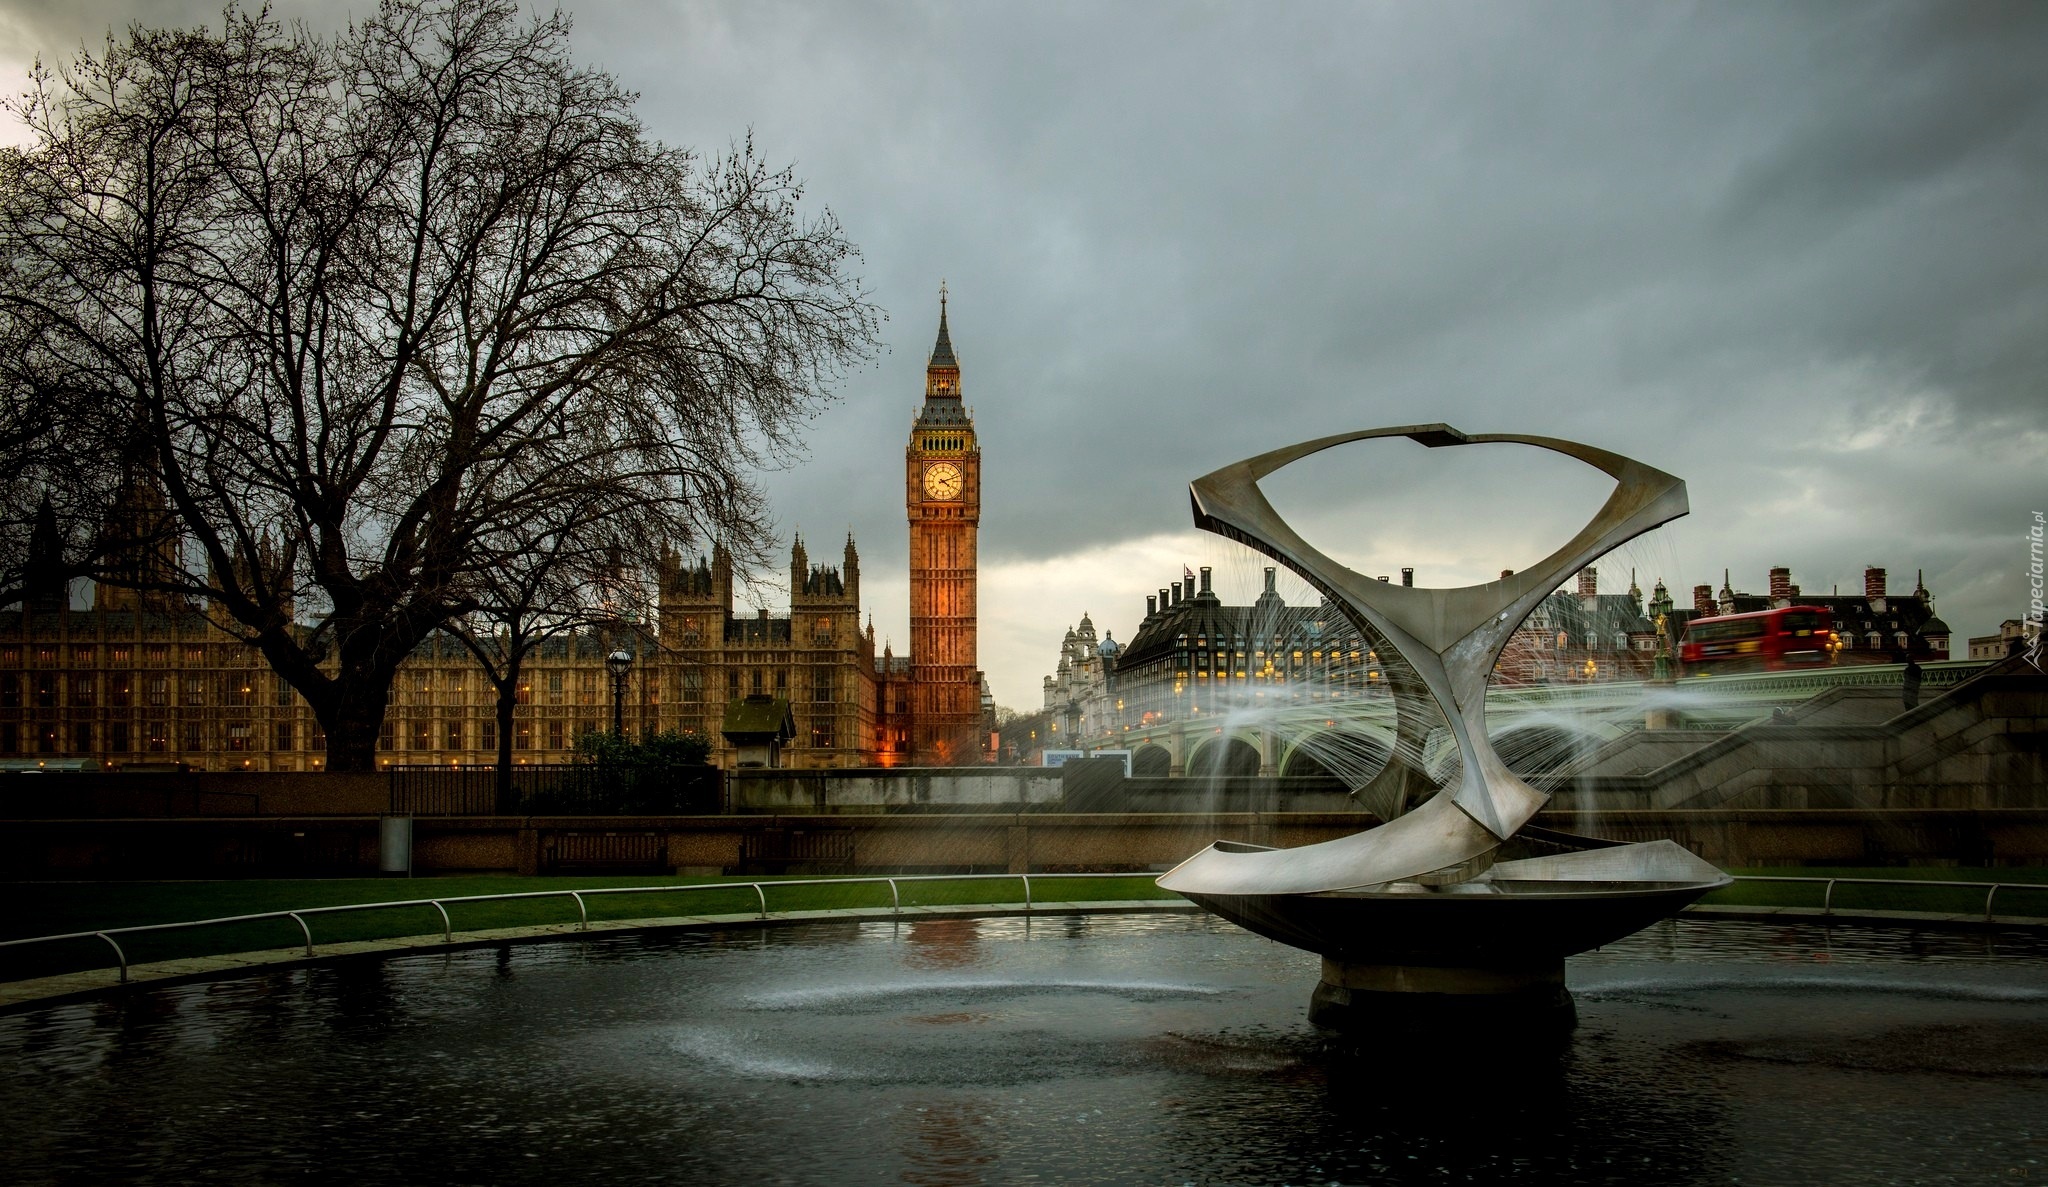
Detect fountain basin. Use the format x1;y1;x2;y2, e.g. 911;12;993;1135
1177;879;1730;967
4;912;2045;1185
1167;836;1731;1028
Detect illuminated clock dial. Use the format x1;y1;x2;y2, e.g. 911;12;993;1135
923;461;963;501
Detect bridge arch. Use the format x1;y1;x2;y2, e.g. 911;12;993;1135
1279;728;1392;783
1131;743;1171;778
1186;735;1261;778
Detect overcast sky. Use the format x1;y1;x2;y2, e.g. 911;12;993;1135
4;1;2043;708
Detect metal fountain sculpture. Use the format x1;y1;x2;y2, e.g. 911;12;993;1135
1156;424;1730;1029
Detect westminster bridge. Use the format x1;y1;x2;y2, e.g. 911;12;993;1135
1090;659;1995;783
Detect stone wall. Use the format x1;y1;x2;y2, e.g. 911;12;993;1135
730;768;1066;812
0;771;388;818
1546;660;2047;812
9;808;2048;879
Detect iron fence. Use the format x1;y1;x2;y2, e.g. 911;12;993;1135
0;872;1170;983
388;764;721;816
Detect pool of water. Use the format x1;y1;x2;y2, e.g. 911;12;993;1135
4;914;2046;1185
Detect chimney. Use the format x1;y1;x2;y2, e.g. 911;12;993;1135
1769;567;1791;605
1501;569;1514;580
1263;567;1276;594
1159;588;1170;614
1578;567;1597;603
1694;584;1714;614
1198;566;1213;596
1145;595;1157;618
1864;566;1886;611
1378;575;1391;583
1171;582;1182;606
1400;567;1414;587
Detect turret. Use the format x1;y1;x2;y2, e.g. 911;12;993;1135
925;281;962;400
23;495;66;612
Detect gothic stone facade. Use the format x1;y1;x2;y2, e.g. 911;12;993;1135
2;296;996;772
0;534;884;772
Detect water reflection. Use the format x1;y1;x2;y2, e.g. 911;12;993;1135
897;1099;997;1187
902;918;985;970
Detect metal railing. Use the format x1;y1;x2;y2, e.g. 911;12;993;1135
0;872;1161;985
5;872;2045;989
1717;875;2041;925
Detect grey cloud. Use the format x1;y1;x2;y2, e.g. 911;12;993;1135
4;0;2042;702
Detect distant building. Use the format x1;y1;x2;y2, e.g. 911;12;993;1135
898;286;989;765
655;534;882;769
1969;619;2029;660
1040;614;1118;731
1110;564;1388;731
1690;565;1950;664
1494;563;1952;684
1492;567;1661;686
2;295;998;773
0;533;885;772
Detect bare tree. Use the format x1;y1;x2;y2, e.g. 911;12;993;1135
447;473;678;802
0;1;879;770
0;302;131;609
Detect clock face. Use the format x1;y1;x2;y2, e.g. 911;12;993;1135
923;461;963;501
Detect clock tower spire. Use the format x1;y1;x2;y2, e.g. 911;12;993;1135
927;280;959;396
905;284;982;764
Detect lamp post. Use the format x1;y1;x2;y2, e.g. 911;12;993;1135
605;649;632;738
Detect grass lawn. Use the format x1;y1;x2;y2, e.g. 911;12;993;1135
5;866;2044;986
1705;866;2048;917
0;872;1177;982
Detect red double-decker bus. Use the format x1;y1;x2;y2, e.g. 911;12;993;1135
1680;606;1835;675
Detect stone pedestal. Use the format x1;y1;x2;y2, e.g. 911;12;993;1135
1308;957;1576;1035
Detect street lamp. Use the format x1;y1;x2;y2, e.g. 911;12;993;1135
605;649;632;737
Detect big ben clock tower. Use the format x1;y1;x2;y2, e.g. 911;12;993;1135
906;285;983;764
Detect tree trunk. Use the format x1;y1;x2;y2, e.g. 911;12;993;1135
319;688;391;773
494;679;519;808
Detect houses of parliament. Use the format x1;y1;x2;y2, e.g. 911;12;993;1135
0;295;990;772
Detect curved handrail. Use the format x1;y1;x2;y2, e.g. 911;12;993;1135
2;873;2041;986
1718;875;2035;924
0;873;1162;983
